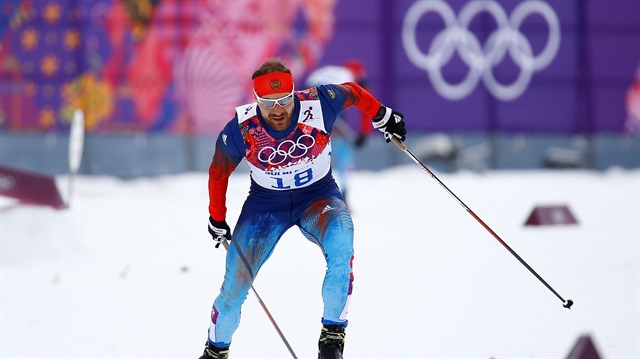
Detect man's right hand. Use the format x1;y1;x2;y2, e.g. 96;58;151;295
208;216;231;248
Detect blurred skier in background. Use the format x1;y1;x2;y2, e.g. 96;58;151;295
305;60;373;206
624;62;640;135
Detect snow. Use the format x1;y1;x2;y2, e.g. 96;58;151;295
1;167;639;358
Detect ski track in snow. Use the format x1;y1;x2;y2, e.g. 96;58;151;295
1;168;639;358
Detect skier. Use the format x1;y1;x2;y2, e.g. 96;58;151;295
625;63;640;135
200;58;406;359
304;60;373;207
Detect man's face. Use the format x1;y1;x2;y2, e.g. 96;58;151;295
256;91;295;131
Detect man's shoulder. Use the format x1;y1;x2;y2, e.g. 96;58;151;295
296;88;320;101
297;85;344;103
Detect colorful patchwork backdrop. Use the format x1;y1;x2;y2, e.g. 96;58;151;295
1;0;638;135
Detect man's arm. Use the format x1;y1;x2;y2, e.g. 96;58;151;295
208;123;244;222
339;81;381;117
337;82;407;143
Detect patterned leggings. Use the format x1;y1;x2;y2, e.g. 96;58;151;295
208;187;354;347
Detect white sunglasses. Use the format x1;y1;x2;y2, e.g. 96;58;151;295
253;86;295;108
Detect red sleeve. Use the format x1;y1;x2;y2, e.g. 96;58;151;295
357;83;374;135
341;81;382;118
208;141;240;222
359;110;373;135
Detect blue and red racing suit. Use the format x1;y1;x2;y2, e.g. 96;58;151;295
207;82;381;347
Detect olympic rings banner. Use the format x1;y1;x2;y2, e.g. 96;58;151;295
320;0;640;134
402;0;562;102
1;0;639;134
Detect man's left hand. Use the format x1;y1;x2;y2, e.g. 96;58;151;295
372;105;407;143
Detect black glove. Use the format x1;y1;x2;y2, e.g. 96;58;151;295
372;105;406;143
354;133;367;148
208;216;231;248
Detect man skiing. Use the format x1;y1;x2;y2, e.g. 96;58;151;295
200;58;406;359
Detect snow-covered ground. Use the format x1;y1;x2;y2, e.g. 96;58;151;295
1;167;638;358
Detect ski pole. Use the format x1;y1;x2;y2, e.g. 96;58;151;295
389;137;574;309
221;240;299;358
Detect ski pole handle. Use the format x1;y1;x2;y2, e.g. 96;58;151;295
390;136;407;151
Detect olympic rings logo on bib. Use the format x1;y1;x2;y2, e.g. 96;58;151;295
402;0;561;101
258;134;317;166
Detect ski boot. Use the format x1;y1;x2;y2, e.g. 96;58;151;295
318;324;346;359
199;341;230;359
